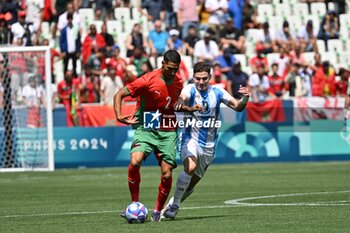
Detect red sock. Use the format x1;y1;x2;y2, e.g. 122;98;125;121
128;164;140;202
155;177;172;211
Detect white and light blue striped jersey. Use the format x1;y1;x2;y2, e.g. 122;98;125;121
181;84;234;148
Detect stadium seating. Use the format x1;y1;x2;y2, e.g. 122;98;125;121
292;3;309;16
93;20;104;33
274;3;292;18
302;52;316;65
234;54;247;70
114;7;132;22
266;53;280;66
316;40;326;53
310;2;327;19
327;39;343;53
257;4;273;22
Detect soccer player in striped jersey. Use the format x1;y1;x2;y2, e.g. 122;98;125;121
114;50;201;222
162;62;251;220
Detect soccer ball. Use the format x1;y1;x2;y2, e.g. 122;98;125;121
125;202;148;223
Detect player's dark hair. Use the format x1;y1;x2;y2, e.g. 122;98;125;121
193;62;211;75
163;50;181;64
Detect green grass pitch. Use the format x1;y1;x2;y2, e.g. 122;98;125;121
1;162;350;233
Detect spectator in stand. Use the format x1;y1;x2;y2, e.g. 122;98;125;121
57;70;82;126
249;64;270;103
227;60;249;99
336;68;349;96
193;29;219;65
41;38;62;78
268;63;285;98
55;0;71;23
100;66;124;106
177;59;190;83
276;20;296;49
242;0;259;30
258;22;278;54
289;44;306;67
105;46;127;80
205;0;228;34
23;0;44;41
0;0;21;25
82;23;106;65
285;63;301;97
294;66;311;97
42;0;57;26
164;0;177;29
169;29;183;53
59;12;81;77
318;10;340;42
0;15;10;44
140;0;165;22
125;23;148;58
215;47;236;80
57;2;82;32
11;11;36;46
298;63;313;97
22;75;45;128
219;16;245;54
210;62;227;90
176;0;199;39
249;43;269;74
148;20;172;67
95;0;114;20
129;47;150;77
78;66;100;103
297;20;318;52
100;23;115;57
122;65;137;102
310;52;322;74
87;48;106;77
312;61;336;97
228;0;244;31
198;0;210;30
138;60;154;78
271;46;290;78
51;0;72;38
183;25;200;58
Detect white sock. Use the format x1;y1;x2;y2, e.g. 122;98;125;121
173;171;192;207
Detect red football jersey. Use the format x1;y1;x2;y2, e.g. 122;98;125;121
57;79;81;106
126;69;183;130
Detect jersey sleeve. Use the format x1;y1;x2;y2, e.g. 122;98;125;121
180;84;194;100
219;87;234;106
125;75;148;97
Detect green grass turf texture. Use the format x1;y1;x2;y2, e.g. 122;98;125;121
0;162;349;233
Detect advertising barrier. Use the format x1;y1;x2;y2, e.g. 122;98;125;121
2;98;348;168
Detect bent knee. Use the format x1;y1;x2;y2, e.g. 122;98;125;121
161;170;173;180
184;165;196;176
130;154;143;167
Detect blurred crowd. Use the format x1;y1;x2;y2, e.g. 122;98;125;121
0;0;349;121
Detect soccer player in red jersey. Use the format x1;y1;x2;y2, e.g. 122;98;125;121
114;50;200;221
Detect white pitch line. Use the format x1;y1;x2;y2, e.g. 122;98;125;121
0;210;116;219
1;190;349;219
224;190;350;206
0;206;236;219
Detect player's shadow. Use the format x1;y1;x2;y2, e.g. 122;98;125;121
163;215;226;221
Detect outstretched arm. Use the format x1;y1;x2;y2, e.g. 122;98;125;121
227;85;251;112
174;94;203;112
113;88;138;125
